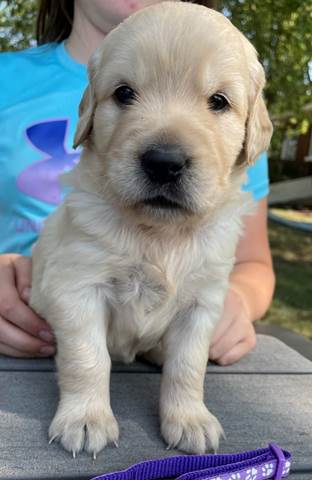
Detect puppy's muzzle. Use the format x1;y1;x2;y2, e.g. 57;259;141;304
140;143;190;185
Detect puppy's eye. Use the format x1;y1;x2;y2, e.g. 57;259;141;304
113;85;137;106
208;94;229;112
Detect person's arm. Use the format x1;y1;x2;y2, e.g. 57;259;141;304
0;254;55;357
209;198;275;365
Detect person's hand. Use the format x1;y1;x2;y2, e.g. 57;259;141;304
0;254;55;358
209;287;256;366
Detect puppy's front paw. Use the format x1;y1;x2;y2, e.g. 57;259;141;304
161;401;223;454
49;400;119;457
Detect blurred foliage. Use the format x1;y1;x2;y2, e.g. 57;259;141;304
221;0;312;116
0;0;37;51
220;0;312;159
0;0;311;160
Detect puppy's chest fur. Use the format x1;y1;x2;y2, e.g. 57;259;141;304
106;253;206;362
32;188;250;365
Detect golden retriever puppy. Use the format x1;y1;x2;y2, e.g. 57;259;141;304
30;1;272;457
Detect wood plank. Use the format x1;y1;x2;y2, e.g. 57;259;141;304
0;372;311;479
269;176;312;205
1;335;312;374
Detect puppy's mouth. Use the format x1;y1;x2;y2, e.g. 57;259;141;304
142;195;183;210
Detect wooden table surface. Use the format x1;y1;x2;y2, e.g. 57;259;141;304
0;334;311;480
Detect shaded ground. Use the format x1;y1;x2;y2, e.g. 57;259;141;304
263;221;312;339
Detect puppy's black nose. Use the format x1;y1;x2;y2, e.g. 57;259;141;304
140;144;189;184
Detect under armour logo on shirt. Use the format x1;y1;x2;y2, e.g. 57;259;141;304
17;119;80;205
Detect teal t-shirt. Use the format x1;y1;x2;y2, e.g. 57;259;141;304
0;42;269;256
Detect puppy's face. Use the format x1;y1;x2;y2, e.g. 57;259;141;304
74;2;272;224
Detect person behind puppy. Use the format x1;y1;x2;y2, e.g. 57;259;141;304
0;0;275;364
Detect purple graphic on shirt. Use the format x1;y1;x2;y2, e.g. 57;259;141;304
17;119;80;205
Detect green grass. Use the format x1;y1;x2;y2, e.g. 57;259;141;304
263;221;312;339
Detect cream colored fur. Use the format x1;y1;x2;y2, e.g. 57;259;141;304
30;1;272;457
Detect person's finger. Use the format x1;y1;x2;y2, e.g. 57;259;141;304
0;264;53;340
0;290;54;341
209;320;246;361
0;315;55;357
216;335;257;366
0;255;54;342
13;255;32;300
0;342;34;358
210;289;244;348
210;313;235;349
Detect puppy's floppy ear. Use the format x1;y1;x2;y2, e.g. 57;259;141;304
73;86;95;148
241;48;273;165
73;54;99;149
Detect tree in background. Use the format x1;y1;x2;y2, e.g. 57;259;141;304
1;0;311;166
221;0;312;168
0;0;36;51
222;0;311;115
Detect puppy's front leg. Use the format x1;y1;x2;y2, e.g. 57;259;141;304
160;304;224;454
47;288;118;457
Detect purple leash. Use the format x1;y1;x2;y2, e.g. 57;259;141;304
91;443;291;480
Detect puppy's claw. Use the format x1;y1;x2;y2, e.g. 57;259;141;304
49;435;57;445
166;438;180;451
113;441;119;448
72;451;77;459
92;452;97;461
